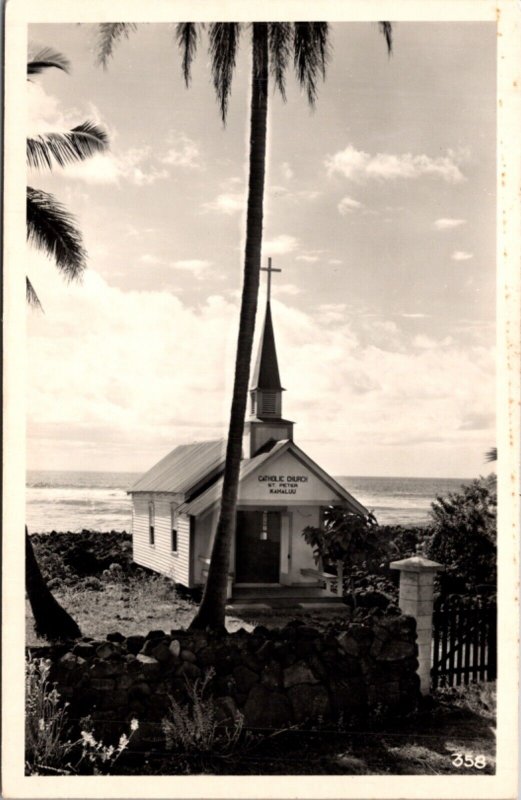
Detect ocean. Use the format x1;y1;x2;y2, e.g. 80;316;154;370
25;470;473;533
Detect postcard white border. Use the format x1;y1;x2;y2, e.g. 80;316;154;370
3;1;519;798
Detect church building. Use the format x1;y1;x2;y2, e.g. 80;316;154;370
129;262;367;597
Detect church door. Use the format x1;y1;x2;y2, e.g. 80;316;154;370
235;510;281;583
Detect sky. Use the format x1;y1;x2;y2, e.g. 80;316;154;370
26;21;497;478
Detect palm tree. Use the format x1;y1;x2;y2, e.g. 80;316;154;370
26;48;109;640
485;447;497;463
27;47;108;308
98;22;392;630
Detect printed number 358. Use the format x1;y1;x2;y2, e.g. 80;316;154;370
451;753;486;769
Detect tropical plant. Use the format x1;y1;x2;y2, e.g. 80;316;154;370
26;47;108;308
26;47;108;639
485;447;497;463
302;506;396;599
97;22;392;630
425;476;497;594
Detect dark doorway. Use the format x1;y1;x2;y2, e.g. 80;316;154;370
235;510;281;583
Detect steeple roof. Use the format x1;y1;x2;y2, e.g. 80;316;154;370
250;302;283;391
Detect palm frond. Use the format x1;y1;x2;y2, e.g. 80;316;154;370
97;23;138;68
378;22;393;55
293;22;330;107
26;277;44;311
485;447;497;463
27;187;86;281
176;23;199;86
268;23;292;101
27;47;70;76
209;23;241;123
27;122;109;171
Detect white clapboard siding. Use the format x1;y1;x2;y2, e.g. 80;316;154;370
132;495;192;587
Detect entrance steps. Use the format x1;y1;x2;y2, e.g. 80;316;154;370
228;584;345;608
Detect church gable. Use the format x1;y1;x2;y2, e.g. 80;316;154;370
240;448;344;504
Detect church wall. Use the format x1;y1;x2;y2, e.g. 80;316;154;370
131;494;190;586
287;505;322;583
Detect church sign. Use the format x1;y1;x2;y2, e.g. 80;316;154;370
258;474;309;495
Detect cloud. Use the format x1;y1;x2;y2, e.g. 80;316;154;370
203;192;244;214
338;196;363;214
325;144;465;184
296;255;320;263
400;313;429;319
58;147;170;186
161;132;202;169
275;283;302;296
263;235;298;255
140;254;162;265
171;259;212;278
413;334;453;349
329;259;343;266
27;255;495;477
451;250;474;261
434;218;467;230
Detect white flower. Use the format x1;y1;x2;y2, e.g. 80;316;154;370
118;733;129;751
81;731;96;748
130;718;139;731
38;718;45;731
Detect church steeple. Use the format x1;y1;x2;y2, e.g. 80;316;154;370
245;259;294;457
250;301;283;418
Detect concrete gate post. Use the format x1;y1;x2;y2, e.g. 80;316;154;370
390;554;444;694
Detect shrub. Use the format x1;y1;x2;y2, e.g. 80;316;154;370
425;476;497;594
25;656;139;775
25;656;73;774
162;669;244;757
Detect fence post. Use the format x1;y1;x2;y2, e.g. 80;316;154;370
390;554;444;694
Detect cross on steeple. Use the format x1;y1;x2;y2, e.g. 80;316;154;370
261;257;281;302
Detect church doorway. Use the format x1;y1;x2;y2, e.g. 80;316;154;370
235;510;281;583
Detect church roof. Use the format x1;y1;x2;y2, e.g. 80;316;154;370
178;439;368;518
129;439;226;494
250;302;283;391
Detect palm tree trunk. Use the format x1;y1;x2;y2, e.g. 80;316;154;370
190;24;269;631
26;528;81;640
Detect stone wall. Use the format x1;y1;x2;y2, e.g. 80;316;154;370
29;615;420;746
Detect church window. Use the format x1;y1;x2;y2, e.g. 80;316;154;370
171;505;178;552
148;501;155;545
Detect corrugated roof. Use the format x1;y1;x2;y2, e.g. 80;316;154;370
178;440;289;517
250;302;283;391
130;439;226;494
178;439;368;518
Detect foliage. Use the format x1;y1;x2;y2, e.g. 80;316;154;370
162;668;245;757
25;656;74;774
25;656;138;775
425;476;497;593
26;48;109;307
302;507;397;575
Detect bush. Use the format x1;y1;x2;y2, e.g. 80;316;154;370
25;656;139;775
425;476;496;594
25;656;73;775
162;669;244;757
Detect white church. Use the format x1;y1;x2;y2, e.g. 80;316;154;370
130;264;367;597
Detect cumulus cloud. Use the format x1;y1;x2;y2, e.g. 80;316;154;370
451;250;474;261
203;192;244;214
400;313;429;319
434;218;467;230
171;259;212;278
338;196;363;214
161;132;202;169
26;255;495;476
325;144;465;184
263;235;298;255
